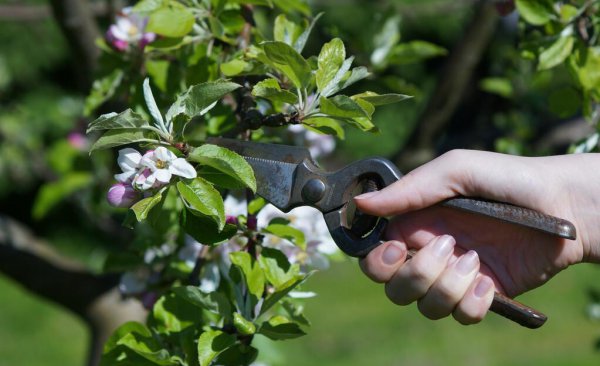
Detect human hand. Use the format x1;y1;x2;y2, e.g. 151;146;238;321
354;150;600;324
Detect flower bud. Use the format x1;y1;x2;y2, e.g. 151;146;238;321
107;182;138;207
226;215;239;225
247;216;258;230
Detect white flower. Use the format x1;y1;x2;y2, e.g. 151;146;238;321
106;7;156;52
287;125;335;159
138;146;197;187
119;269;150;295
114;148;143;183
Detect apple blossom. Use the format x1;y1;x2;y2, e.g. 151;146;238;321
114;148;143;183
139;146;197;186
107;182;139;207
106;7;156;52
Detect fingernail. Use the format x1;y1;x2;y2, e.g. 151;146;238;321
432;235;455;258
456;250;479;275
355;191;380;200
382;242;404;265
474;277;494;298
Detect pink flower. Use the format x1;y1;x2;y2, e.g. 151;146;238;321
107;182;139;207
67;132;89;151
106;7;156;52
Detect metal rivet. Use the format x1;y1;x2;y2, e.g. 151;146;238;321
302;179;326;203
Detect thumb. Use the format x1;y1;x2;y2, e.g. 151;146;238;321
354;150;532;217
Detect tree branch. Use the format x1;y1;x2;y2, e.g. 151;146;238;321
391;2;499;170
0;214;145;366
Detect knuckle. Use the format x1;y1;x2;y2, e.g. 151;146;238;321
417;298;451;320
384;281;412;306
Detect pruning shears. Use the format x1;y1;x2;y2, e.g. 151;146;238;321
209;137;576;329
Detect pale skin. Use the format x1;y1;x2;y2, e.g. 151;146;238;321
354;150;600;325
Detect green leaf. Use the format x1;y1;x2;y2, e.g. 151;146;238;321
104;322;151;353
130;192;163;222
32;173;92;219
147;3;195;37
319;95;370;119
117;332;177;365
248;196;267;215
258;316;306;340
84;69;123;116
294;12;323;53
338;66;370;91
345;116;377;132
189;144;256;192
263;41;312;89
229;252;265;299
220;59;249;77
89;129;160;153
252;78;298;104
516;0;555;25
198;166;248;190
302;117;345;139
146;60;170;92
316;38;346;93
143;78;165;129
87;109;151;133
568;46;600;94
263;222;306;249
388;41;447;65
177;178;225;230
371;15;401;67
538;35;575;70
182;209;237;245
197;330;237;366
479;78;514;98
260;272;310;315
173;286;232;318
258;247;299;288
274;14;303;47
151;293;204;333
351;91;412;106
165;80;241;123
282;300;310;326
233;312;256;335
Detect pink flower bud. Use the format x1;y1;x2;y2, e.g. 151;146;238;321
67;132;88;151
107;182;138;207
226;215;238;225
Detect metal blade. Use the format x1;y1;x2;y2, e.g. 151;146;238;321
206;138;315;165
207;138;312;210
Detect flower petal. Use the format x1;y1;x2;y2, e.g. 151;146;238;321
154;169;172;183
117;148;142;171
170;158;197;179
114;170;136;183
154;146;176;162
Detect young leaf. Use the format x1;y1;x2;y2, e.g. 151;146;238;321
229;252;265;299
177;178;225;230
188;144;256;192
274;14;303;47
104;322;151;353
260;272;311;315
89;129;160;153
143;78;165;129
371;15;401;67
116;332;176;365
182;210;237;245
220;59;249;77
258;247;299;288
319;95;370;119
87;109;151;133
388;41;447;65
303;117;345;139
320;56;354;97
316;38;346;93
130;192;163;222
294;12;323;53
515;0;555;25
248;196;267;215
233;312;256;335
338;66;370;92
197;330;237;366
252;78;298;104
263;41;312;89
263;222;306;249
173;286;232;317
538;35;575;71
258;315;306;340
165;80;241;123
147;3;195;37
351;91;412;106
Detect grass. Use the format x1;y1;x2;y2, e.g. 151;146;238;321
0;260;599;366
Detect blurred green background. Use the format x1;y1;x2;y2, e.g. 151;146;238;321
1;0;600;365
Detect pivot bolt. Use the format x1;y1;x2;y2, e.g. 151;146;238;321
302;179;326;203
